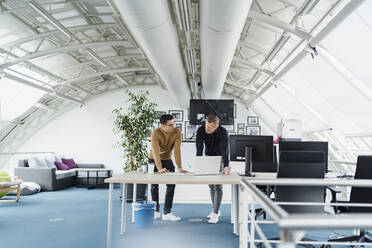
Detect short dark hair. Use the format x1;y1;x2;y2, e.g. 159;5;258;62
160;114;173;124
206;115;219;124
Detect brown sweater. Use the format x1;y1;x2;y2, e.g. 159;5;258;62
148;127;182;171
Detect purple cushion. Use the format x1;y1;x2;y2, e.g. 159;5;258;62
62;158;78;169
54;161;70;170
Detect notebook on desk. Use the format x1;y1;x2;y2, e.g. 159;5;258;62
193;156;221;175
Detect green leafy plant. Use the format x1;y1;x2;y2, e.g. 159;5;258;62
113;90;157;172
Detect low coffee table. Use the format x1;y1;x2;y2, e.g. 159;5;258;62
0;177;22;202
76;168;112;189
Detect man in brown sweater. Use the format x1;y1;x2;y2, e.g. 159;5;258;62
148;114;188;221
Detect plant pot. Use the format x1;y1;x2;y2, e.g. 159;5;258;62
122;183;147;203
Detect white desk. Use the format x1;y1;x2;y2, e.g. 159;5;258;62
239;177;372;248
104;171;242;248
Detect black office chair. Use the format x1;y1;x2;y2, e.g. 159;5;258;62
328;155;372;244
254;146;278;219
276;151;326;214
257;151;326;248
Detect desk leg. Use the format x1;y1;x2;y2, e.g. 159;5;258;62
148;184;151;200
239;186;249;248
231;185;235;224
233;184;240;236
120;183;127;235
250;198;255;248
132;183;137;224
106;183;114;248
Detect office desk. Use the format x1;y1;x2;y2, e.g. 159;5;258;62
239;177;372;248
104;171;242;248
247;177;372;187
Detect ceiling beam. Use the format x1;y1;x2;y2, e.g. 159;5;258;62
246;0;364;105
238;40;269;54
1;72;85;105
57;67;148;85
1;23;119;49
0;41;139;70
0;48;63;81
233;56;275;76
248;10;311;40
61;54;145;71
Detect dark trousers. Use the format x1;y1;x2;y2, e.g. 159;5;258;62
148;159;175;214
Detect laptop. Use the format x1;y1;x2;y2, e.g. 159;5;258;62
193;156;222;175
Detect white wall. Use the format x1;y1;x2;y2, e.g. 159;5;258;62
12;86;271;203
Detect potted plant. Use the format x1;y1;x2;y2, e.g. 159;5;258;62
113;90;157;201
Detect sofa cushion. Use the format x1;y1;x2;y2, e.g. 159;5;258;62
54;162;70;170
28;157;48;168
8;182;41;196
62;158;77;169
44;156;57;169
55;155;64;162
55;170;76;180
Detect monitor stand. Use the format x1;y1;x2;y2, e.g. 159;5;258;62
244;146;255;177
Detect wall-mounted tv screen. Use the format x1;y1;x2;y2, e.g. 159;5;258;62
189;99;234;125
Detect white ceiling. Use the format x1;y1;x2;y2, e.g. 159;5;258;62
0;0;371;168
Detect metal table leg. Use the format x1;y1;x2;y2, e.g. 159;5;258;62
120;183;127;235
231;184;235;224
234;184;240;236
132;183;137;224
239;186;249;248
106;183;114;248
250;197;255;248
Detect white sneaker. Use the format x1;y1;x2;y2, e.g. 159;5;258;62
208;213;219;224
162;213;181;221
207;211;221;218
154;211;161;220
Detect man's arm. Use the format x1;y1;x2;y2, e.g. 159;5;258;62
196;126;204;156
174;130;182;169
151;130;163;171
219;129;230;167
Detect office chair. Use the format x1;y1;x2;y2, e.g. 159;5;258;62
257;151;326;248
276;151;325;213
328;155;372;244
254;146;278;220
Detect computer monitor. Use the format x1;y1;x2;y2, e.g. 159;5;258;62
189;99;234;125
230;135;274;176
279;141;328;172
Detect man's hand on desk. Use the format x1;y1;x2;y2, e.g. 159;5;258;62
222;167;231;175
178;168;189;173
158;168;169;174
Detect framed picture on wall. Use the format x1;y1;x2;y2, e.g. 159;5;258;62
237;129;245;135
247;116;259;125
175;122;182;131
155;111;166;119
222;124;234;131
246;126;261;136
184;121;199;141
228;131;236;135
169;110;183;122
237;123;245;129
